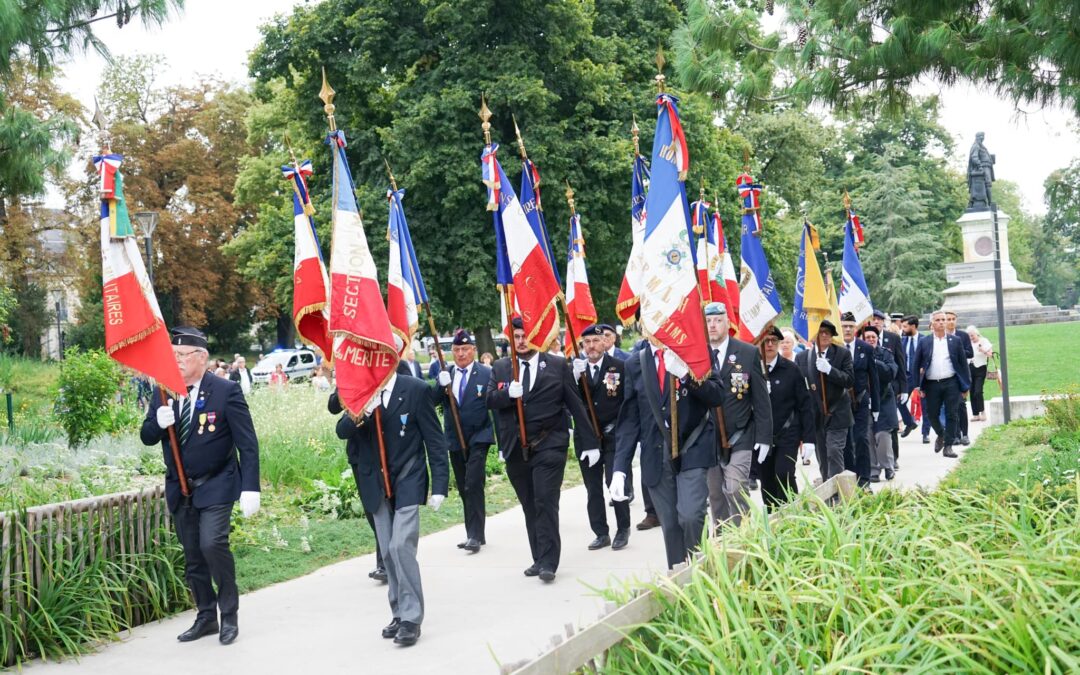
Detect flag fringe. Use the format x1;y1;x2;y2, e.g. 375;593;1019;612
106;321;160;357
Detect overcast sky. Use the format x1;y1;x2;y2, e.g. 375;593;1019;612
54;0;1078;214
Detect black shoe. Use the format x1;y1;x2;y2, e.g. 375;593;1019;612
748;478;760;491
885;469;895;480
587;535;611;550
456;541;467;549
637;514;660;531
934;436;944;453
922;436;930;444
382;618;401;639
218;616;238;645
463;538;481;553
901;424;917;438
523;563;540;577
369;566;387;582
612;529;630;550
869;475;881;483
177;617;219;642
943;447;958;458
394;621;421;646
959;435;971;446
538;567;556;583
894;463;900;471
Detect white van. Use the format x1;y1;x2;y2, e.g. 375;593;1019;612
251;348;318;384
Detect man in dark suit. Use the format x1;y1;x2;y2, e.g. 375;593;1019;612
911;310;972;459
610;335;726;570
757;326;814;511
840;312;880;488
899;316;922;440
396;348;424;379
140;327;260;646
486;318;600;582
862;325;898;482
571;324;630;551
945;311;974;445
433;330;494;553
872;310;907;464
336;372;449;646
602;324;632;361
795;320;854;481
702;302;772;528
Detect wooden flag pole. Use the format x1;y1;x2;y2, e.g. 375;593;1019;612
373;407;393;498
158;387;190;497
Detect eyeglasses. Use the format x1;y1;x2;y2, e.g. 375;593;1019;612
174;350;202;361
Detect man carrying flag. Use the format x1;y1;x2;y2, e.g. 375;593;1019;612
735;170;782;342
283;157;333;360
609;81;724;570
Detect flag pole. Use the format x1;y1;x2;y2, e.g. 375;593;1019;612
563;182;603;441
481;96;529;459
385;159;469;455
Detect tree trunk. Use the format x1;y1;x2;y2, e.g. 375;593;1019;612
474;324;496;360
275;313;294;349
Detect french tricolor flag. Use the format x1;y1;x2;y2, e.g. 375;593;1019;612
616;154;649;325
326;130;399;416
714;211;741;335
386;187;427;354
691;197;737;335
639;93;711;380
283;161;333;361
736;171;782;341
97;154;186;395
564;212;597;344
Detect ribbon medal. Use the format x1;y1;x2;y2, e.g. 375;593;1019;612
197;412;207;434
476;384;484;398
207;411;217;433
399;413;409;437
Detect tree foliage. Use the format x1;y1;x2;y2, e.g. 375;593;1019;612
676;0;1080;116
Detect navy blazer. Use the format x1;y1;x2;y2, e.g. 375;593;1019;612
397;359;424;379
765;357;816;447
880;331;908;395
610;347;632;361
614;344;725;487
901;333;922;389
845;338;881;413
430;361;496;452
911;333;972;393
335;376;450;512
140;373;260;513
573;354;626;449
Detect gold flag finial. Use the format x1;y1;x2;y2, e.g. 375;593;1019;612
512;113;528;161
320;67;337;132
699;180;706;202
479;94;494;145
565;180;576;214
655;45;667;93
92;97;111;151
384;157;398;192
843;190;852;211
631;114;641;158
743;147;751;172
283;132;315;217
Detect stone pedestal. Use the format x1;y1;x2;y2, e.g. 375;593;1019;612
941;209;1041;315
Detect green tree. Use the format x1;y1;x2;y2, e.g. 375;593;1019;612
8;279;46;358
676;0;1080;116
238;0;735;335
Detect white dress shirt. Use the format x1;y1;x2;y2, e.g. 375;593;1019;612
452;362;473;402
711;338;729;368
379;374;398;406
925;335;956;381
518;353;540;392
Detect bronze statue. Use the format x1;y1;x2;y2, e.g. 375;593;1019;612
967;131;995;211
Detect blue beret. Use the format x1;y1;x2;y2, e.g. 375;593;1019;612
704;302;727;316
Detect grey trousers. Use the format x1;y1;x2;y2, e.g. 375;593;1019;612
708;449;752;528
371;501;423;624
821;428;849;480
648;462;709;569
871;430;895;478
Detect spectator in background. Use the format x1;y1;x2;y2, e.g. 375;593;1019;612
269;363;289;390
397;348;424;379
966;326;993;422
779;329;798;361
480;352;494;366
229;356;254;395
311;365;332;392
214;365;229;378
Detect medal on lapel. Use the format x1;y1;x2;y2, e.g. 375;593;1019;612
476;384;484;398
399;413;408;437
198;412;207;435
207;411;217;433
604;371;621;396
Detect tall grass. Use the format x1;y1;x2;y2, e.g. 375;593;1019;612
246;387;349;488
603;483;1080;673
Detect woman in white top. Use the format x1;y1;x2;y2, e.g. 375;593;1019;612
966;325;993;421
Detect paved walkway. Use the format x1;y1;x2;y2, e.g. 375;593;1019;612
25;418;987;675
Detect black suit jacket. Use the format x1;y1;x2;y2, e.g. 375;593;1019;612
573;354;625;448
397;359;424;379
430;361;496;452
845;339;881;413
486;353;600;461
335;376;450;512
140;373;260;512
711;338;773;451
796;344;855;430
901;333;922;389
880;331;908;395
911;333;972;393
764;357;815;447
614;344;725;486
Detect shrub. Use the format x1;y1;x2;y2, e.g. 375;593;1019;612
1045;388;1080;454
54;348;124;448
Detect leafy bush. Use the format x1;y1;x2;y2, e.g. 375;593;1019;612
603;484;1080;673
1045;389;1080;453
53;348;124;448
294;468;363;519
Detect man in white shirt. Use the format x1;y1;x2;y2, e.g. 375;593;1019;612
911;311;971;458
228;356;253;395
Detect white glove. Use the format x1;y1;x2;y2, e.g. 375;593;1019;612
581;449;600;467
573;358;588;380
498;450;506;463
156;404;176;429
898;393;909;405
801;443;816;462
239;491;261;518
816;356;832;375
755;443;771;464
873;411;880;422
609;471;628;501
429;494;446;511
508;381;523;399
438;370;452;387
663;349;689;379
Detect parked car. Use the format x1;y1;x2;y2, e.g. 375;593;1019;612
251;348;318;384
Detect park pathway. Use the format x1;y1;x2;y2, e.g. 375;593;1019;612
24;418;989;675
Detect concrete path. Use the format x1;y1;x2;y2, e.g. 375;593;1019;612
24;417;987;674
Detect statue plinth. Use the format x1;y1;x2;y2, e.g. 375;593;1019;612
941;208;1041;314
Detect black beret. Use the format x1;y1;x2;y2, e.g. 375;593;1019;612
840;312;857;323
818;320;838;337
170;326;207;349
511;317;524;330
598;323;616;334
861;324;880;336
452;330;474;346
763;326;784;341
580;324;604;338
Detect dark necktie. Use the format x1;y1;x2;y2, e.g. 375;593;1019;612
457;367;468;404
520;360;531;395
591;364;600;386
178;385;193;444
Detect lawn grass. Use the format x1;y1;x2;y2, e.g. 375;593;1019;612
981;321;1080;397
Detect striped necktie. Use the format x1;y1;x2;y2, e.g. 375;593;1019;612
178;386;193;444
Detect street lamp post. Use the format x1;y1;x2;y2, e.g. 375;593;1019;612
133;211;159;284
55;300;64;361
